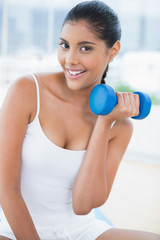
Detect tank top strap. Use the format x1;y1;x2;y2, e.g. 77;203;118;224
30;73;40;118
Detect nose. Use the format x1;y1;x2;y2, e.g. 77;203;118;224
65;49;79;65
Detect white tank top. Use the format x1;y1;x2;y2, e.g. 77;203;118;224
0;74;114;235
0;74;95;233
20;74;91;224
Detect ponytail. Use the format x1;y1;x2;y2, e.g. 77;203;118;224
101;64;109;84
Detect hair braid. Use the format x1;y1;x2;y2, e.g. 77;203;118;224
101;64;109;84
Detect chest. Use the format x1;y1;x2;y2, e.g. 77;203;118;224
39;91;96;151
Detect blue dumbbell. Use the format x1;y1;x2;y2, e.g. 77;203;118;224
89;84;152;119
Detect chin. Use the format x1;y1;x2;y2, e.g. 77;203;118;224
68;84;83;91
66;79;81;89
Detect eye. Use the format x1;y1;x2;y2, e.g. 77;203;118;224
59;42;69;49
81;46;93;52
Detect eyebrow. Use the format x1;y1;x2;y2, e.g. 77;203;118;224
59;38;97;45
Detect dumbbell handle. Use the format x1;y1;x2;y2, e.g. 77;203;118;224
89;84;152;120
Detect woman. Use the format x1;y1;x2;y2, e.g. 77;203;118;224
0;1;159;239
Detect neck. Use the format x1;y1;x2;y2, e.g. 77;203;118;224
63;78;100;111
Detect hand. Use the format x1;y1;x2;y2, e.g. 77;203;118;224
101;92;140;122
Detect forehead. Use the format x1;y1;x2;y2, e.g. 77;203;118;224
60;20;100;42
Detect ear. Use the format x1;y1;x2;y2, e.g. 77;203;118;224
108;41;121;62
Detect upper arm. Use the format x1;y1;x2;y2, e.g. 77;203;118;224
105;119;133;196
0;76;36;194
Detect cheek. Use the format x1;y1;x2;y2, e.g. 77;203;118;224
89;56;107;73
96;54;109;71
57;49;64;67
90;51;108;68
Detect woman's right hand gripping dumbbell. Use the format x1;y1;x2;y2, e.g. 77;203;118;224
102;91;140;122
89;84;152;122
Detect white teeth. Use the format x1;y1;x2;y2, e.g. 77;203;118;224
68;70;84;75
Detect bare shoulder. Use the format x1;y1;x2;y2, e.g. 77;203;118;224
107;119;133;170
111;118;133;141
3;74;37;102
115;118;133;129
0;74;38;124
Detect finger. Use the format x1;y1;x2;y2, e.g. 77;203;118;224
123;92;131;108
128;92;136;108
124;92;135;115
134;94;140;116
128;92;137;116
116;92;125;107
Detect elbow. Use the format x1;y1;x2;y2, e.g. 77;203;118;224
72;195;107;215
73;203;92;215
73;209;90;215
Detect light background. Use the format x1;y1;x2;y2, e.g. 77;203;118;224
0;0;160;234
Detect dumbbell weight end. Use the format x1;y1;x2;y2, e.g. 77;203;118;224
89;84;117;115
132;91;152;119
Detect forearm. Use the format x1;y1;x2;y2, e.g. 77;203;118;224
72;116;113;214
0;190;40;240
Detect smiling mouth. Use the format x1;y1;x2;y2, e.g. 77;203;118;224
66;69;86;79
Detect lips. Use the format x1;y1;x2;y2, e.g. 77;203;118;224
68;70;85;75
66;69;86;79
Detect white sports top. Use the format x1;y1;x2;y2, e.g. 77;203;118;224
0;74;114;238
20;74;92;225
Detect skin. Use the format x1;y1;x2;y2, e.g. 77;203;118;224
0;20;159;240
